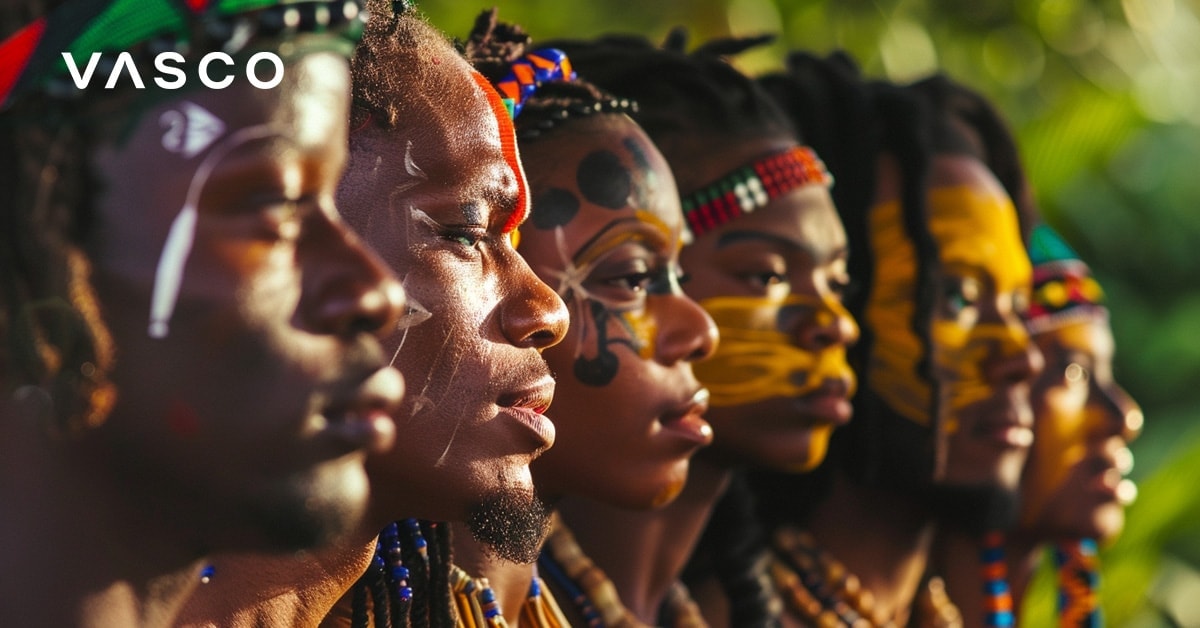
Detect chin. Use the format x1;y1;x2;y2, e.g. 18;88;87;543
223;467;369;553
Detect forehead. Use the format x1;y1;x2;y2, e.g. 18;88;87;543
709;184;845;261
522;115;681;236
926;155;1030;288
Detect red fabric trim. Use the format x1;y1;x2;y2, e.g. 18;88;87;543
470;70;528;234
0;17;47;107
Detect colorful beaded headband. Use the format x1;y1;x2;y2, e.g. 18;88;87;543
1027;224;1106;332
495;47;576;119
679;146;832;240
0;0;367;111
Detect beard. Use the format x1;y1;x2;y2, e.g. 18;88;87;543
465;487;551;564
926;482;1021;537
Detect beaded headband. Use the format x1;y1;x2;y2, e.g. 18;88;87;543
679;146;832;240
1027;224;1106;333
0;0;367;111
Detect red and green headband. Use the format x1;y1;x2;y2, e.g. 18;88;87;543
1027;224;1106;332
0;0;366;110
679;145;832;240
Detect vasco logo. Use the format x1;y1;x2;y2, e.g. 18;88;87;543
61;51;285;90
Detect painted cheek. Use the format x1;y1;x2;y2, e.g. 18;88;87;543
650;478;686;508
933;322;1029;429
618;308;657;359
865;199;931;425
1022;386;1089;524
693;295;854;407
787;423;833;473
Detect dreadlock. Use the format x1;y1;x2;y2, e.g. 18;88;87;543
550;28;794;192
346;5;459;625
463;8;635;142
906;74;1039;242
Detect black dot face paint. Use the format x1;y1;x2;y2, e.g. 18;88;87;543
573;300;622;387
577;150;631;210
531;187;580;230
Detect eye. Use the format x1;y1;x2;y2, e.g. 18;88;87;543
942;277;980;317
607;272;654;292
1065;362;1090;384
442;227;486;249
744;271;787;290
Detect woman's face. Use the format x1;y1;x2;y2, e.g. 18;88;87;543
926;155;1041;492
1021;316;1142;541
523;115;717;510
677;137;859;472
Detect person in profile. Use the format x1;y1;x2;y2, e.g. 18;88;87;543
0;1;406;625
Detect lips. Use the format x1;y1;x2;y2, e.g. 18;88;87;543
497;377;557;451
659;388;714;447
319;366;404;455
792;379;853;426
963;392;1034;449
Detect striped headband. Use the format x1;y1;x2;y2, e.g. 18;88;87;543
679;146;832;241
1027;224;1106;332
495;47;576;119
0;0;367;111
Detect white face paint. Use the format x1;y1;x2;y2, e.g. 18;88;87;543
159;101;226;158
148;122;283;338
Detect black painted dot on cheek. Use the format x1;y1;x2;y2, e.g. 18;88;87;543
531;187;580;230
577;150;631;210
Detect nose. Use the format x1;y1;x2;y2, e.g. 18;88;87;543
652;293;718;365
302;213;406;338
984;318;1043;386
499;254;569;350
1093;380;1143;443
794;296;859;352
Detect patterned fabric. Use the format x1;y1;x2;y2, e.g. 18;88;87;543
679;146;832;241
980;532;1015;628
1027;224;1106;332
1054;539;1102;628
495;47;576;118
0;0;365;110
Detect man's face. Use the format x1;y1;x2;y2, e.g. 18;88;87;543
338;58;569;539
927;155;1041;492
1021;317;1142;541
87;52;407;552
677;138;859;473
521;115;717;511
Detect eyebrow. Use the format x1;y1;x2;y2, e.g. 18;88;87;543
716;229;847;261
573;216;671;262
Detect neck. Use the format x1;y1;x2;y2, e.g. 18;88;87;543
450;523;536;627
555;458;730;623
174;534;377;628
0;403;203;627
1002;530;1044;606
804;471;936;626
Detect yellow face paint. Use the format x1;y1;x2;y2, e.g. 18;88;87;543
694;294;856;407
1020;320;1109;526
927;185;1032;432
864;198;931;425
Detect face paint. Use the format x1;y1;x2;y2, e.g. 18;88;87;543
548;211;675;387
926;184;1032;433
469;70;528;234
148;122;282;339
694;294;857;407
864;198;931;424
577;149;632;209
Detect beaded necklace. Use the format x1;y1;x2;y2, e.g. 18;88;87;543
1054;539;1101;628
449;565;571;628
980;532;1014;628
537;514;707;628
770;526;962;628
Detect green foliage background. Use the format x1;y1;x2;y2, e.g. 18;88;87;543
421;0;1200;624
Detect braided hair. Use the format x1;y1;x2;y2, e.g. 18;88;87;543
345;4;459;625
462;8;635;142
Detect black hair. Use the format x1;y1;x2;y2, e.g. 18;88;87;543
906;74;1039;241
350;519;455;628
547;28;796;187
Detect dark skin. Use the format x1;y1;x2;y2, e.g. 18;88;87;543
554;130;857;625
451;113;718;626
0;51;406;628
177;40;568;628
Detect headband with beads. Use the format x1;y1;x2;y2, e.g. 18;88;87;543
1027;224;1106;333
0;0;368;111
679;145;832;241
495;47;576;118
